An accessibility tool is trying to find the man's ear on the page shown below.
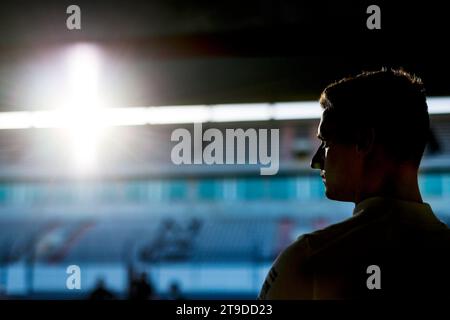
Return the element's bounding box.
[356,127,375,154]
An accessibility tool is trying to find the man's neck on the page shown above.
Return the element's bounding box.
[355,167,423,205]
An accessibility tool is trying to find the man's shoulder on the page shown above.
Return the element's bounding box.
[258,232,313,299]
[258,217,363,299]
[293,214,365,253]
[271,215,365,277]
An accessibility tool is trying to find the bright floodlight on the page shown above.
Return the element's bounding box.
[66,44,101,108]
[63,44,105,172]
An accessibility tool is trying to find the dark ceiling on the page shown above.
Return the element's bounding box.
[0,1,449,110]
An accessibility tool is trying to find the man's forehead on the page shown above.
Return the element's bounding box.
[317,112,337,138]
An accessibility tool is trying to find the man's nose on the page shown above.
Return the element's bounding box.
[310,145,324,170]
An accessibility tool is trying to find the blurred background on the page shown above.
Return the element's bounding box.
[0,0,449,299]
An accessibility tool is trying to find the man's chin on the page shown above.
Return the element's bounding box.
[324,190,337,200]
[324,187,335,200]
[325,188,352,202]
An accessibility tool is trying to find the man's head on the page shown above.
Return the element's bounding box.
[311,69,429,202]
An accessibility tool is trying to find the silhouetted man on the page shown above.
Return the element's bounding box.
[259,69,450,299]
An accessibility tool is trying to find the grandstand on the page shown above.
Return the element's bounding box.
[0,112,449,299]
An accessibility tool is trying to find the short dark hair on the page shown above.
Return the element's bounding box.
[319,68,429,165]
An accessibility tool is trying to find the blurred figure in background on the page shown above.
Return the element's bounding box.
[88,278,116,300]
[129,271,156,300]
[167,281,184,300]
